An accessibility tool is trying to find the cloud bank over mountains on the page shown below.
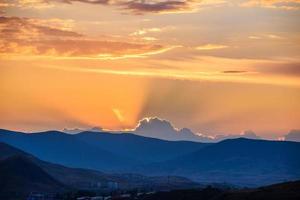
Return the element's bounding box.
[134,117,202,141]
[62,117,299,143]
[133,117,261,142]
[284,130,300,142]
[63,126,103,134]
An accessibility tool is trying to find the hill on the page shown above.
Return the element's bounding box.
[74,131,208,163]
[0,156,66,200]
[0,129,137,171]
[0,142,199,192]
[0,129,208,169]
[137,138,300,186]
[125,180,300,200]
[1,129,300,186]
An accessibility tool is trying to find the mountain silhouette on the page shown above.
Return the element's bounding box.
[0,155,66,199]
[138,138,300,186]
[0,129,137,171]
[74,131,209,163]
[0,129,208,167]
[1,129,300,186]
[0,142,198,194]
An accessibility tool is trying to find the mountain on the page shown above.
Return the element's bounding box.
[63,126,103,134]
[0,129,137,171]
[0,155,66,200]
[0,142,199,192]
[0,129,208,167]
[1,129,300,187]
[138,138,300,186]
[74,131,209,163]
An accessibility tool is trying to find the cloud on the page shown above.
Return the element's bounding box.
[63,126,103,134]
[133,117,205,141]
[6,0,300,14]
[222,70,248,74]
[133,117,261,142]
[8,0,201,14]
[242,0,300,10]
[118,0,198,14]
[208,130,261,141]
[195,44,228,50]
[130,28,162,36]
[254,62,300,77]
[0,16,171,58]
[284,130,300,142]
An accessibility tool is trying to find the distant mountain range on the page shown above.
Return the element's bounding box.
[136,138,300,186]
[128,117,261,142]
[0,142,199,199]
[1,128,300,187]
[111,117,299,142]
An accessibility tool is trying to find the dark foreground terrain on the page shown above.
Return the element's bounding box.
[131,180,300,200]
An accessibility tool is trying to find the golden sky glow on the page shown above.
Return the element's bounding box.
[0,0,300,139]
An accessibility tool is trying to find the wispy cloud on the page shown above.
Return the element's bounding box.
[0,16,174,59]
[242,0,300,10]
[195,44,228,50]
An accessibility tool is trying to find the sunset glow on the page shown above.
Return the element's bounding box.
[1,0,300,139]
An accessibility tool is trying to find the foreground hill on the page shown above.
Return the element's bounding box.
[0,156,66,200]
[131,180,300,200]
[136,138,300,186]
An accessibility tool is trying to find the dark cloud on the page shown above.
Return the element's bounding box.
[42,0,196,14]
[53,0,110,4]
[222,70,248,74]
[120,0,194,14]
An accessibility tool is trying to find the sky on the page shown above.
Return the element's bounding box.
[0,0,299,139]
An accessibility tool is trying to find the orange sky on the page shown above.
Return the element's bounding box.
[0,0,300,139]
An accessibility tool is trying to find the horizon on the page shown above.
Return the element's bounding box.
[1,116,299,142]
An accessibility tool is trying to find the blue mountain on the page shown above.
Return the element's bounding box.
[138,138,300,186]
[1,129,300,186]
[0,129,136,171]
[0,129,207,170]
[74,131,209,162]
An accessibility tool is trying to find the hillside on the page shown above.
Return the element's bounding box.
[0,142,199,191]
[0,156,66,200]
[137,138,300,186]
[126,180,300,200]
[1,129,300,186]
